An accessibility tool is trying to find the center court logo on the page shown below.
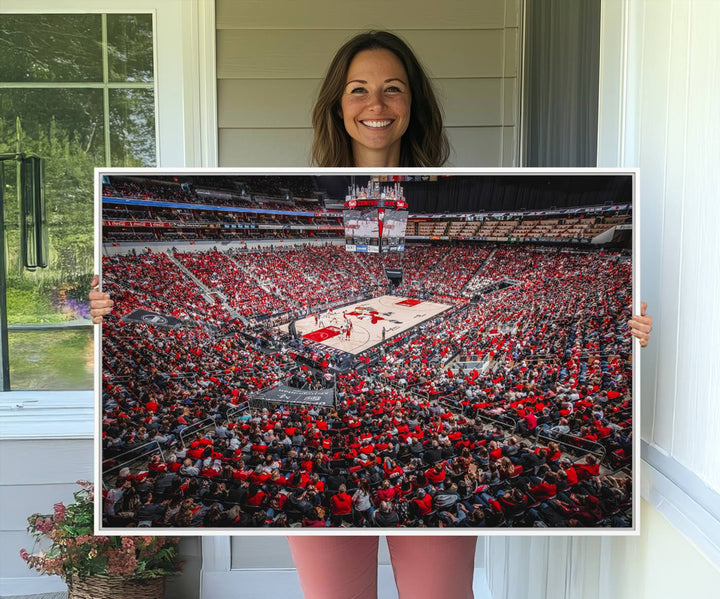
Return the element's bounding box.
[347,306,384,322]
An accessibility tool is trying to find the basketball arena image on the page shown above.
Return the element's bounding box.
[98,172,635,531]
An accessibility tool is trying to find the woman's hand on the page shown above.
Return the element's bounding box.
[628,301,653,348]
[89,274,114,324]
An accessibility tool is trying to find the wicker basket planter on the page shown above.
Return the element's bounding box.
[67,575,165,599]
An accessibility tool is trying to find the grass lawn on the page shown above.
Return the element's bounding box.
[9,329,94,390]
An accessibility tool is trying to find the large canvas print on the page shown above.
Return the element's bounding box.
[96,169,637,534]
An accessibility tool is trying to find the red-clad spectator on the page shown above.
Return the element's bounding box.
[574,455,601,482]
[330,484,353,526]
[425,462,447,486]
[410,489,433,517]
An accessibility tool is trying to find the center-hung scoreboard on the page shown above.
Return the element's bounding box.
[343,180,408,253]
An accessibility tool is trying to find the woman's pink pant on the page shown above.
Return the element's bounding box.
[287,535,476,599]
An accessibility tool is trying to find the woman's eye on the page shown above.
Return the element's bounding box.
[349,87,367,94]
[385,86,402,93]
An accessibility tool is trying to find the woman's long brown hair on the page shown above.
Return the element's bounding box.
[311,31,450,167]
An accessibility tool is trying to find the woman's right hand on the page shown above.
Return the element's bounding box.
[89,274,114,324]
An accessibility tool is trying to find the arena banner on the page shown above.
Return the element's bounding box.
[123,309,186,329]
[258,384,335,407]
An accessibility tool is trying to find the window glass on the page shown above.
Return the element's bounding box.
[1,88,103,290]
[0,14,103,82]
[107,14,154,83]
[0,13,156,390]
[110,88,157,166]
[8,330,94,390]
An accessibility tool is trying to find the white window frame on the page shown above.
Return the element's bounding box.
[0,0,217,168]
[0,0,217,439]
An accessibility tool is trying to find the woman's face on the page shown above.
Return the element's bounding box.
[340,48,411,166]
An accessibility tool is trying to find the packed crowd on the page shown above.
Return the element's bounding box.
[103,197,344,244]
[101,243,633,528]
[103,176,325,212]
[190,175,319,201]
[104,392,631,529]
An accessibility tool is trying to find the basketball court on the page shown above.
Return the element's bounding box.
[278,295,453,355]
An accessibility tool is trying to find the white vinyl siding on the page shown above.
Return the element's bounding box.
[216,0,521,167]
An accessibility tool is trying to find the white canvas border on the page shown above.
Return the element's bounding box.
[93,166,640,537]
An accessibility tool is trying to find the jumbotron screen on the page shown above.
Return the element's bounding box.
[379,208,408,250]
[344,208,407,253]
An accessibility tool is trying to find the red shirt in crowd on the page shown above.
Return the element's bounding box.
[330,492,353,516]
[425,466,446,485]
[411,493,433,515]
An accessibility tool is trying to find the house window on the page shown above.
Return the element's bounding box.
[0,13,156,390]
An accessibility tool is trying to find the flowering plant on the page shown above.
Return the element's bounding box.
[20,481,182,583]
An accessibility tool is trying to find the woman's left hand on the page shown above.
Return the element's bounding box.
[628,301,653,348]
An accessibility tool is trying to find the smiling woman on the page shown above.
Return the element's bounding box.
[311,30,449,167]
[340,48,412,167]
[86,26,655,599]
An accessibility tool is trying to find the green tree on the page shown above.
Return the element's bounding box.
[1,13,155,324]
